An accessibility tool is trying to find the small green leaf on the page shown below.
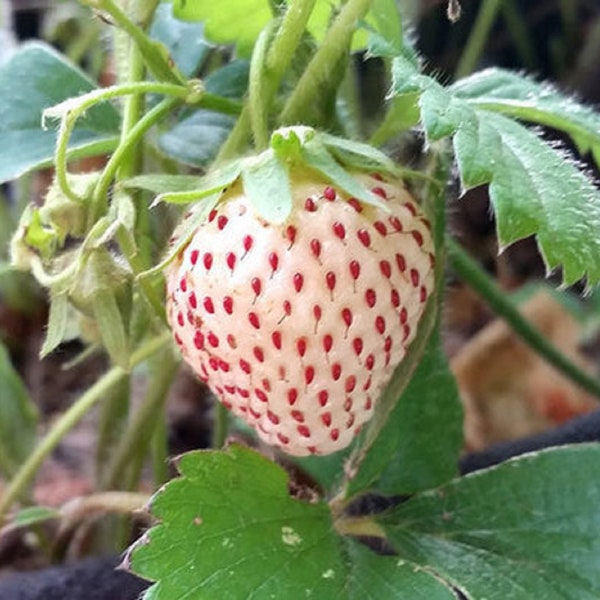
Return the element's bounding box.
[155,160,242,205]
[138,194,220,281]
[346,330,463,497]
[302,141,386,209]
[204,60,250,99]
[173,0,272,58]
[0,42,119,183]
[9,506,60,530]
[318,132,398,174]
[0,341,38,478]
[380,445,600,599]
[23,209,57,259]
[242,149,292,223]
[93,290,130,370]
[451,68,600,165]
[41,291,69,358]
[128,445,454,599]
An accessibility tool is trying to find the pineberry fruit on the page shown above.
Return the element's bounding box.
[166,170,435,456]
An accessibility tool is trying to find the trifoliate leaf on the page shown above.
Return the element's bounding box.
[379,445,600,599]
[127,445,455,599]
[391,54,600,286]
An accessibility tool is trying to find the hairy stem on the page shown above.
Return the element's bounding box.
[216,0,317,161]
[89,96,181,225]
[448,238,600,401]
[0,333,171,523]
[281,0,373,124]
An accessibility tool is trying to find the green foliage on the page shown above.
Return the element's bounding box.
[0,342,38,478]
[346,331,463,497]
[0,42,120,183]
[129,445,455,599]
[450,68,600,166]
[391,56,600,286]
[3,3,600,598]
[380,445,600,599]
[172,0,402,58]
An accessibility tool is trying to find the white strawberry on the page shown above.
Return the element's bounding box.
[163,128,435,456]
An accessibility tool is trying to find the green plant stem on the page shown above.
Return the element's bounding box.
[454,0,501,79]
[280,0,373,124]
[0,332,170,523]
[216,0,317,162]
[48,82,188,204]
[89,96,181,226]
[106,349,179,490]
[248,21,278,150]
[90,0,180,84]
[499,0,540,72]
[447,238,600,401]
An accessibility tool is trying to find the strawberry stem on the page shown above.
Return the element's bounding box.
[280,0,374,125]
[217,0,317,161]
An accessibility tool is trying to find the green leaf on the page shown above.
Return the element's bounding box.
[150,4,211,78]
[8,506,60,530]
[0,341,38,478]
[318,132,398,174]
[242,149,292,223]
[346,331,463,498]
[93,290,130,370]
[128,445,455,599]
[172,0,272,58]
[138,193,220,281]
[154,160,242,205]
[302,141,386,209]
[158,111,236,167]
[173,0,401,58]
[390,55,600,286]
[205,60,250,99]
[380,445,600,599]
[451,68,600,164]
[0,42,120,183]
[41,291,69,358]
[456,111,600,285]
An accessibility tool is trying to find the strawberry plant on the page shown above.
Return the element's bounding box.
[1,1,600,598]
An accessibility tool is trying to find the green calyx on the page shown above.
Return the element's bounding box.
[137,126,401,224]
